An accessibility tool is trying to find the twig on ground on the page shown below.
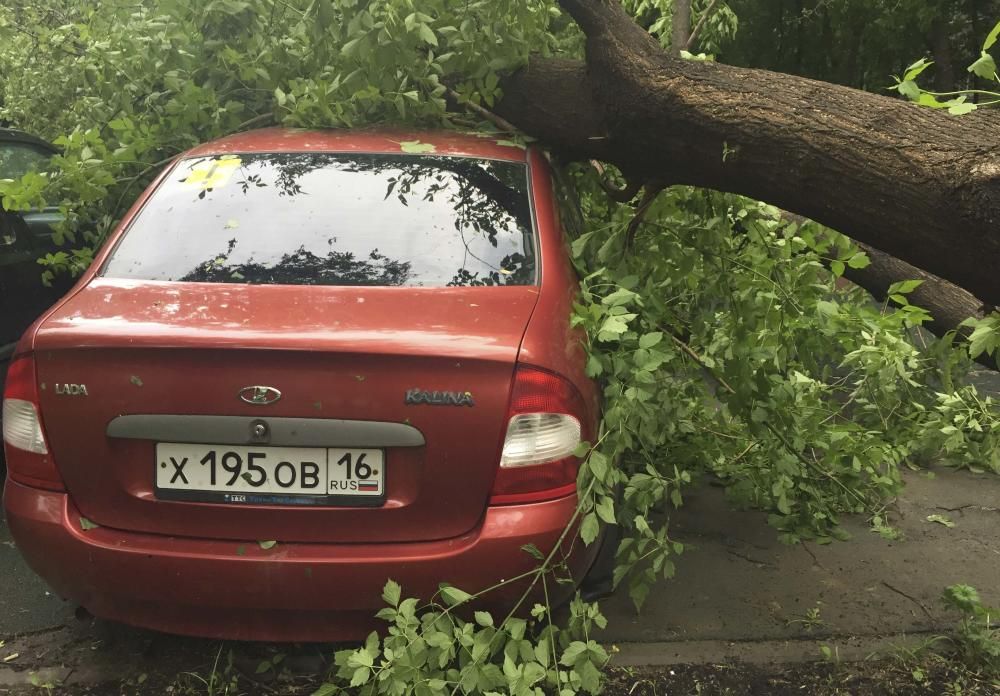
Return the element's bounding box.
[881,580,935,622]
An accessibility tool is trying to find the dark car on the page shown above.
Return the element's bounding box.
[2,128,612,641]
[0,129,72,475]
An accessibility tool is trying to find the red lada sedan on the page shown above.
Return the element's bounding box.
[2,129,604,641]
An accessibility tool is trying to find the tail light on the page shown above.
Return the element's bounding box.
[489,365,592,505]
[3,354,64,491]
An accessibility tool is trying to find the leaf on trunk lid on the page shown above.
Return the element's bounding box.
[398,140,436,154]
[79,517,99,531]
[258,540,277,550]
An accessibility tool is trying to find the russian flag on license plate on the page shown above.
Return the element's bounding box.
[358,481,379,491]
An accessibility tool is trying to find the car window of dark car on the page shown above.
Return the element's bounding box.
[102,152,537,288]
[0,219,16,248]
[0,143,54,180]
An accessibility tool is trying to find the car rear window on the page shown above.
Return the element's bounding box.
[102,152,536,287]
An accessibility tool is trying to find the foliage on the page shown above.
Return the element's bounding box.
[320,582,609,696]
[563,177,999,607]
[892,19,1000,113]
[940,585,1000,675]
[1,2,999,695]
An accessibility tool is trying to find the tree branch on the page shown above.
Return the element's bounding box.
[590,160,644,202]
[445,87,518,134]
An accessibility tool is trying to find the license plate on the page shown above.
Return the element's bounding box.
[154,443,384,506]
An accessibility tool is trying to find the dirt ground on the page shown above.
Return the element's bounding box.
[603,661,1000,696]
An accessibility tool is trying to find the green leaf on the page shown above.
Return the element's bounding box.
[474,611,494,627]
[968,51,997,80]
[350,666,370,687]
[588,450,609,481]
[639,331,663,348]
[903,58,934,81]
[439,584,472,607]
[580,512,600,546]
[602,288,637,307]
[926,514,955,528]
[258,540,277,550]
[416,23,438,47]
[399,140,436,154]
[983,20,1000,50]
[815,300,839,319]
[79,517,99,531]
[496,139,526,149]
[846,251,870,269]
[830,260,845,277]
[896,79,921,101]
[966,315,1000,358]
[578,658,602,692]
[887,279,923,295]
[560,641,588,666]
[948,101,978,116]
[596,496,616,524]
[382,579,401,607]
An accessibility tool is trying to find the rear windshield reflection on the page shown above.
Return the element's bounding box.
[102,152,536,287]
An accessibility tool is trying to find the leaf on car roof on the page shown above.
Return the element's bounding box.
[399,140,436,154]
[496,139,526,149]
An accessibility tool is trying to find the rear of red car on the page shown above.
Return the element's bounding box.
[2,129,599,641]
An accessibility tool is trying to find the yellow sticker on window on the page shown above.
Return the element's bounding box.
[183,156,242,189]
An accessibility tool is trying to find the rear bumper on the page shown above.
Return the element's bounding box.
[4,480,594,642]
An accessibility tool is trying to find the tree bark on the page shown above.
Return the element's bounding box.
[495,0,1000,308]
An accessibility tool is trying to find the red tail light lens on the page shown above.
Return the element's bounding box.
[489,365,592,505]
[2,354,63,490]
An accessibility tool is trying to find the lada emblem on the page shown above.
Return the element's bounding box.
[239,385,282,405]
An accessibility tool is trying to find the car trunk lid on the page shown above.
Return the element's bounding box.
[32,279,539,543]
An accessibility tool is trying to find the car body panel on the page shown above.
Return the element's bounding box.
[33,282,539,543]
[182,127,529,162]
[5,480,595,642]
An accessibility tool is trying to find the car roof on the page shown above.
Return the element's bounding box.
[183,127,530,162]
[0,127,57,153]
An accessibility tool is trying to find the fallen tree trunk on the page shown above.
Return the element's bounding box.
[495,0,1000,308]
